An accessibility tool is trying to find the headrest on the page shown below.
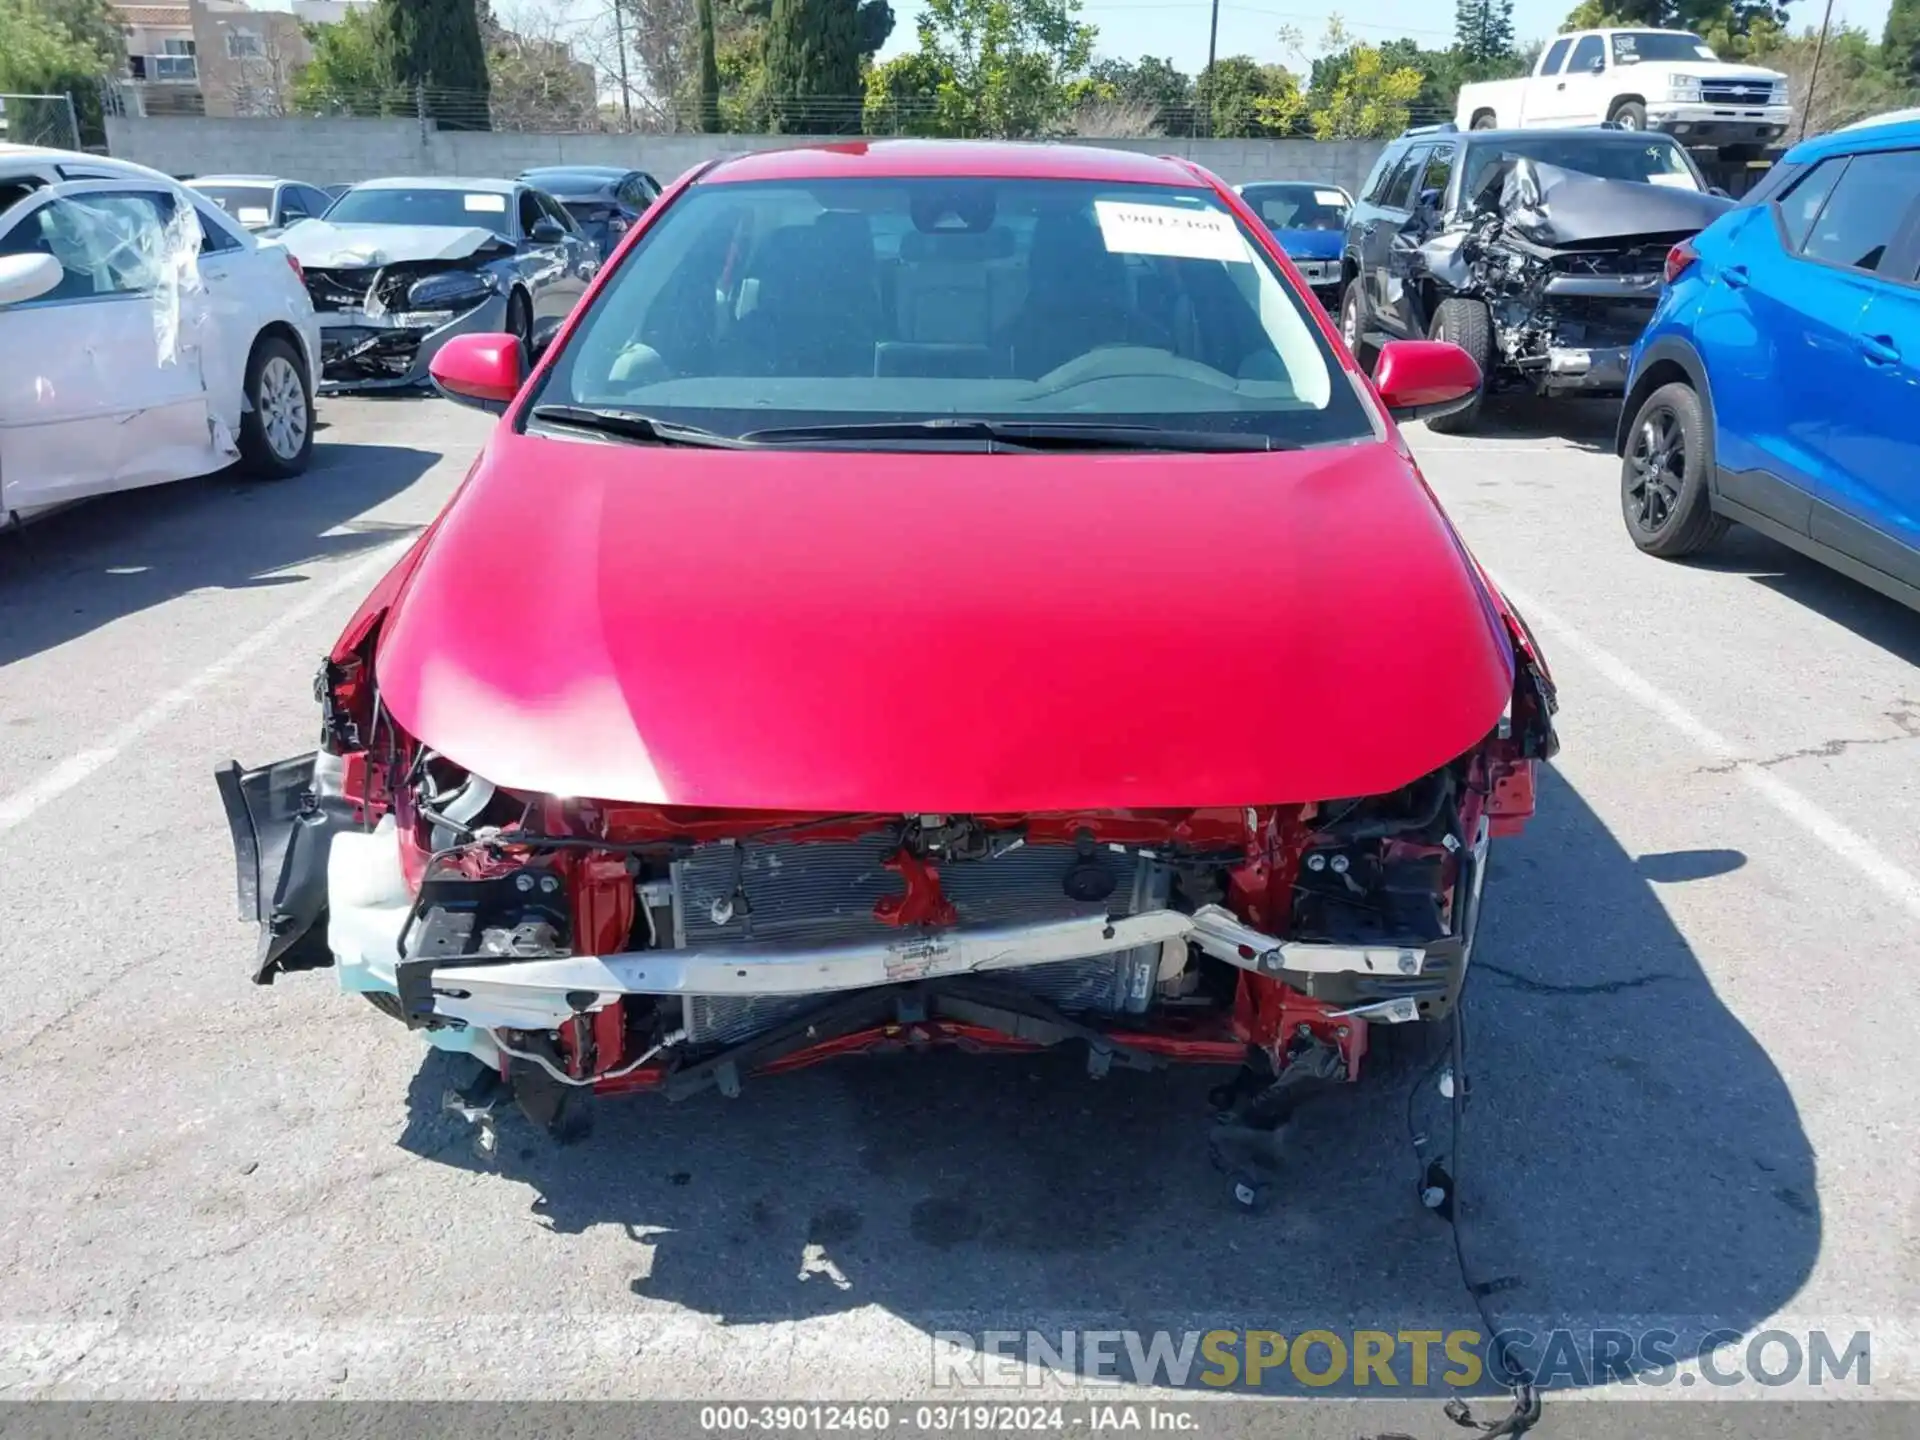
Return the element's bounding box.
[898,226,1016,263]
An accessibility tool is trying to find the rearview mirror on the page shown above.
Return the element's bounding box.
[429,332,524,415]
[0,252,63,307]
[1371,339,1482,423]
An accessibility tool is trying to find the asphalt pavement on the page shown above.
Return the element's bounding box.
[0,394,1915,1411]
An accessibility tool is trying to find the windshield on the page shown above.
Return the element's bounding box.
[193,184,274,228]
[1239,183,1350,232]
[1465,136,1700,200]
[536,176,1369,448]
[1612,31,1718,64]
[321,186,513,237]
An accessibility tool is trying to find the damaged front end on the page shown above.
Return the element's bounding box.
[298,254,511,393]
[1421,158,1731,397]
[216,609,1558,1173]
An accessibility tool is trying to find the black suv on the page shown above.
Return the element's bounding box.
[1338,124,1723,431]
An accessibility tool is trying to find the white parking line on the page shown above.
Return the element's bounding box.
[1499,582,1920,925]
[0,537,413,837]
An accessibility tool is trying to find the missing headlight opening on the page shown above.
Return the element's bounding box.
[219,607,1557,1195]
[302,258,503,386]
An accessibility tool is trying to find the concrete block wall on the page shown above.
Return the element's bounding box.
[105,115,1387,194]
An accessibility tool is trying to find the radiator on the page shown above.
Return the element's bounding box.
[670,832,1172,1045]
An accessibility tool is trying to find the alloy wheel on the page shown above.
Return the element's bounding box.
[258,355,308,462]
[1627,406,1684,532]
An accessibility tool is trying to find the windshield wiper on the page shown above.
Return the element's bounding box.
[528,404,753,449]
[737,419,1287,452]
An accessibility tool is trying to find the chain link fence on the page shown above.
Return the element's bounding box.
[100,79,1457,141]
[0,94,83,151]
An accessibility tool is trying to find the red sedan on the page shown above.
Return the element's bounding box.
[218,140,1556,1178]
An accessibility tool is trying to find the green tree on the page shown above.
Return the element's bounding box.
[1195,55,1304,136]
[0,0,119,148]
[694,0,723,130]
[862,49,952,133]
[294,7,405,114]
[1455,0,1515,65]
[1749,21,1905,133]
[1887,0,1920,88]
[765,0,864,133]
[1309,33,1424,138]
[1089,54,1195,132]
[888,0,1097,137]
[1560,2,1789,47]
[374,0,491,129]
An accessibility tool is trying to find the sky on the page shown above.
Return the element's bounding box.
[874,0,1899,75]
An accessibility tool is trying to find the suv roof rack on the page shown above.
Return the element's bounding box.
[1398,122,1460,137]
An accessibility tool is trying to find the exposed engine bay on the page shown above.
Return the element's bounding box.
[216,609,1558,1171]
[1416,157,1733,397]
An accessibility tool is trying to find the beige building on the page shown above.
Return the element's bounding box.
[112,0,372,119]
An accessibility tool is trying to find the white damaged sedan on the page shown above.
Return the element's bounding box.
[0,144,320,529]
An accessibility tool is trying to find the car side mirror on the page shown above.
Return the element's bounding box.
[1708,185,1732,199]
[530,217,566,243]
[429,332,523,415]
[1589,56,1605,73]
[0,252,63,306]
[1372,339,1482,423]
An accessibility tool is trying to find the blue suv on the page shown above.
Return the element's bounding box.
[1617,117,1920,611]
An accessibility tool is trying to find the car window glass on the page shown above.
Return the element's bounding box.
[1360,147,1402,204]
[1540,38,1572,75]
[541,192,579,233]
[1799,149,1920,273]
[1776,159,1844,252]
[298,186,331,216]
[1380,147,1427,210]
[193,198,244,253]
[1419,148,1455,205]
[279,188,310,220]
[518,188,544,236]
[1569,35,1604,72]
[0,189,178,300]
[536,176,1373,449]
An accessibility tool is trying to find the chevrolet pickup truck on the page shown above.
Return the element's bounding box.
[1455,28,1790,157]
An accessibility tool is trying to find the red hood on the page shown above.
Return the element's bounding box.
[374,433,1513,812]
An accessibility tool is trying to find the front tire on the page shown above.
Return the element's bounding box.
[1609,99,1647,131]
[1424,297,1492,435]
[1621,381,1727,558]
[238,335,313,479]
[1339,281,1375,368]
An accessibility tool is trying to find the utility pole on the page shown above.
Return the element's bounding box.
[611,0,633,127]
[1204,0,1220,137]
[1799,0,1835,142]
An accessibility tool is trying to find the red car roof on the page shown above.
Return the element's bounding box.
[701,139,1208,188]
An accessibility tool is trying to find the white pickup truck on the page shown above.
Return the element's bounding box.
[1455,28,1790,155]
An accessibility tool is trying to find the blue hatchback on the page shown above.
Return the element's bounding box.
[1616,117,1920,610]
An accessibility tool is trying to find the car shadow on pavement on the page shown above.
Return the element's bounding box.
[0,442,436,669]
[1460,397,1619,454]
[396,764,1816,1396]
[1688,525,1920,668]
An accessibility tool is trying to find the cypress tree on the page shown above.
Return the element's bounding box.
[1888,0,1920,88]
[375,0,492,130]
[1455,0,1515,66]
[766,0,864,134]
[694,0,722,133]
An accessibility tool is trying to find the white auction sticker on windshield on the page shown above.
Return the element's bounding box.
[1095,201,1248,262]
[236,206,271,225]
[464,193,508,213]
[1313,189,1347,206]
